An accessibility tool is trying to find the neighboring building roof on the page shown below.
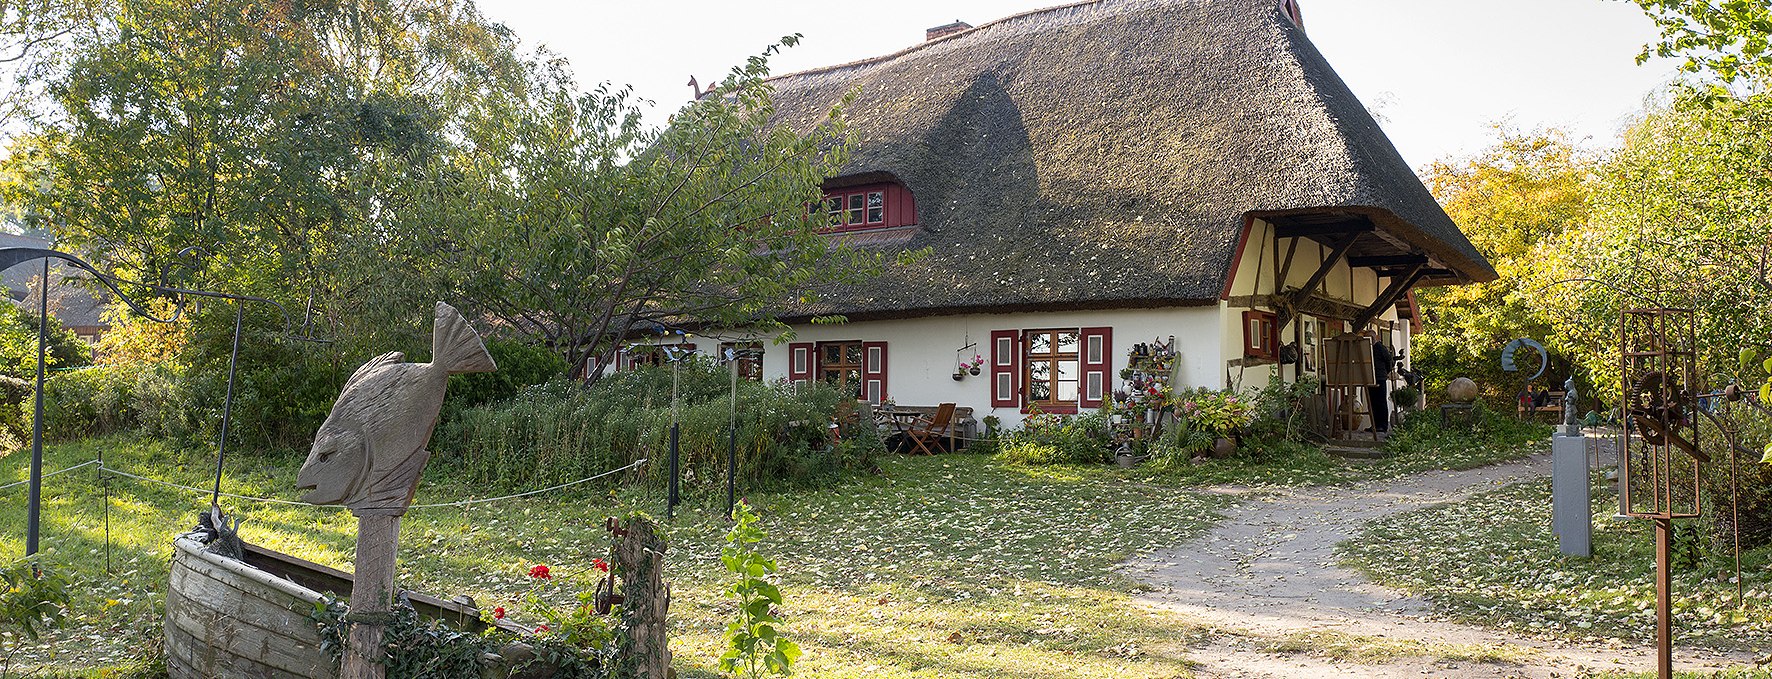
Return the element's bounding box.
[767,0,1496,321]
[0,232,110,330]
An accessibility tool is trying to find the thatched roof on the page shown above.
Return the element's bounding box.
[768,0,1496,322]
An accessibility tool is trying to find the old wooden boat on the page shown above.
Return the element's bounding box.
[165,531,521,679]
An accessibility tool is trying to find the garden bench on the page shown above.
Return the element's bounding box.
[1518,391,1565,420]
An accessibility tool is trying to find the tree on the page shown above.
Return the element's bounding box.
[1540,95,1772,400]
[396,38,893,381]
[1627,0,1772,87]
[1413,126,1593,398]
[0,0,527,349]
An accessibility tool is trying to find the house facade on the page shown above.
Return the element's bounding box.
[643,0,1494,431]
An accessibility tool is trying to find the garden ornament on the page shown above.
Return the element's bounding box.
[297,301,497,514]
[1563,377,1580,430]
[1447,377,1479,403]
[296,302,496,679]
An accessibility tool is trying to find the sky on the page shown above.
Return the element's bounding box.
[478,0,1681,171]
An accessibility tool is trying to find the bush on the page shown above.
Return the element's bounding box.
[433,361,880,493]
[1382,402,1550,458]
[997,410,1110,465]
[442,338,569,417]
[39,365,138,440]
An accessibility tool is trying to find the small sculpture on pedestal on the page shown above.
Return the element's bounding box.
[1562,377,1581,435]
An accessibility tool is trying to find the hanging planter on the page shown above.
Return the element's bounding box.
[968,366,981,376]
[952,371,965,381]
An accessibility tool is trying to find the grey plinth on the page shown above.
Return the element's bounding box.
[1551,431,1591,557]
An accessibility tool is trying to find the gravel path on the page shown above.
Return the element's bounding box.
[1126,450,1754,678]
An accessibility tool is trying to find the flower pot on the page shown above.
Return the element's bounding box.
[969,366,981,376]
[952,372,964,381]
[1210,437,1237,459]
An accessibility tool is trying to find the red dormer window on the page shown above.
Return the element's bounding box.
[819,182,916,232]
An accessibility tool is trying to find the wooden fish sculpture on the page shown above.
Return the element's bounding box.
[296,302,496,516]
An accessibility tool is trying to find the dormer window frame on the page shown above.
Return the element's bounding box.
[818,181,915,233]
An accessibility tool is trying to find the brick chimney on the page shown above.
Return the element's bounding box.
[925,20,971,41]
[1279,0,1304,29]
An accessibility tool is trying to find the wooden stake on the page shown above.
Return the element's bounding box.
[342,514,401,679]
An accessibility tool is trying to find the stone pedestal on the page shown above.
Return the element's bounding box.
[1552,432,1591,557]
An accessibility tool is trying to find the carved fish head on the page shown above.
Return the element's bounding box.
[296,421,368,506]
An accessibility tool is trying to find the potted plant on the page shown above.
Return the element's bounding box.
[1391,385,1420,411]
[1178,390,1255,458]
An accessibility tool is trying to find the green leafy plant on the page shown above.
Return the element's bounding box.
[719,501,800,678]
[997,410,1110,465]
[0,562,71,676]
[1177,389,1256,438]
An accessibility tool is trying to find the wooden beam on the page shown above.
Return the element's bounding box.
[1274,236,1300,294]
[1376,267,1455,279]
[1352,262,1427,329]
[1277,233,1360,331]
[1347,254,1428,268]
[1273,222,1375,239]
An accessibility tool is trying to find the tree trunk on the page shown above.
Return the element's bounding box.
[613,516,669,679]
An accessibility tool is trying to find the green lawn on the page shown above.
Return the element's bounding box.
[1339,473,1772,651]
[0,435,1234,678]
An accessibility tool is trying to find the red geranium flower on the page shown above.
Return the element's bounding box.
[592,558,610,573]
[492,607,506,619]
[528,564,552,579]
[534,624,549,634]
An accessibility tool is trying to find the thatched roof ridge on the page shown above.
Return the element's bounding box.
[768,0,1495,322]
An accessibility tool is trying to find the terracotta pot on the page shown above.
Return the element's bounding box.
[1210,437,1237,459]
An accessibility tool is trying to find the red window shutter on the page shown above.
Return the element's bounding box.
[1080,327,1112,409]
[861,341,888,404]
[788,342,814,385]
[990,330,1019,408]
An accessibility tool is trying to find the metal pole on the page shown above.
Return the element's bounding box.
[25,257,48,557]
[727,352,738,519]
[1655,516,1673,679]
[210,304,244,510]
[667,354,680,519]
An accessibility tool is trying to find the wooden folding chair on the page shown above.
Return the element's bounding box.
[905,403,956,455]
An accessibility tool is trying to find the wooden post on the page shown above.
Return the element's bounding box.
[343,514,401,679]
[616,517,671,679]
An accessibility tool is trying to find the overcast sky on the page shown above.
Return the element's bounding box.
[478,0,1680,170]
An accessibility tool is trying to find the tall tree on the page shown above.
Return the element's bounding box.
[396,38,893,380]
[1413,126,1593,396]
[1627,0,1772,87]
[0,0,525,347]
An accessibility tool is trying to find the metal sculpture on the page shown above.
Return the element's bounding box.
[1618,307,1701,679]
[295,302,496,679]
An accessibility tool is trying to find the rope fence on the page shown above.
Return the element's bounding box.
[0,457,650,512]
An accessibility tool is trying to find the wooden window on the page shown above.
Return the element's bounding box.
[818,340,865,399]
[866,191,884,223]
[817,183,917,232]
[721,342,764,381]
[846,194,865,225]
[1024,329,1080,412]
[1243,310,1279,359]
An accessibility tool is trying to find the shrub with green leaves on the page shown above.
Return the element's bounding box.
[997,410,1110,465]
[719,501,800,679]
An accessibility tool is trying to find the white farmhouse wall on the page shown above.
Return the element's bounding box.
[757,306,1221,429]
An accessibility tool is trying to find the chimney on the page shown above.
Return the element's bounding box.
[1279,0,1304,29]
[925,20,971,41]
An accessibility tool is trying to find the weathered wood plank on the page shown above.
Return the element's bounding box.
[165,596,332,676]
[170,561,327,643]
[164,616,320,679]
